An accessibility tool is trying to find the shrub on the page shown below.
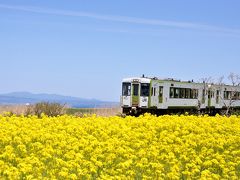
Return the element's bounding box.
[25,102,65,117]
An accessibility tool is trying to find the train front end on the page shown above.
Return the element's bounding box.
[121,77,151,115]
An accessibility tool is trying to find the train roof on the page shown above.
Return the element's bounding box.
[122,77,151,83]
[122,77,198,84]
[122,77,240,88]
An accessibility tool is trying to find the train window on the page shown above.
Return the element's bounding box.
[140,83,150,96]
[202,89,205,103]
[216,90,220,104]
[133,84,139,96]
[192,89,197,99]
[233,92,238,100]
[208,90,211,99]
[224,91,227,99]
[170,87,174,98]
[190,89,193,99]
[122,83,131,96]
[185,89,190,98]
[228,91,231,99]
[236,92,240,100]
[180,88,185,98]
[195,89,199,99]
[174,88,180,98]
[159,86,163,103]
[202,89,205,96]
[212,91,215,98]
[227,91,230,99]
[192,89,195,98]
[170,87,198,99]
[224,91,231,100]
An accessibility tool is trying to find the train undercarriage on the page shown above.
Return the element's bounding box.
[122,106,240,116]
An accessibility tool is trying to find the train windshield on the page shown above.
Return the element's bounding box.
[141,83,150,96]
[122,82,131,96]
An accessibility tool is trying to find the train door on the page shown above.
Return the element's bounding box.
[208,90,211,107]
[201,89,206,107]
[211,90,216,107]
[216,90,220,107]
[139,83,150,108]
[132,83,139,106]
[207,90,215,107]
[151,85,158,107]
[159,86,163,104]
[121,82,131,107]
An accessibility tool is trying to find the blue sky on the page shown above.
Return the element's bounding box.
[0,0,240,101]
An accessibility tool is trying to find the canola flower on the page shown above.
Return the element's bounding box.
[0,113,240,179]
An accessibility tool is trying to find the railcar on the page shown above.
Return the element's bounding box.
[121,76,240,115]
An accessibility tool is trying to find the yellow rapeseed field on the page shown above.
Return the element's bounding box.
[0,113,240,179]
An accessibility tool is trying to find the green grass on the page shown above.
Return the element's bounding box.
[66,107,121,116]
[66,108,95,115]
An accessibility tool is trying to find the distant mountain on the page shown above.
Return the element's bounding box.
[0,92,119,108]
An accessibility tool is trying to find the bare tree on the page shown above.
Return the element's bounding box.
[228,72,240,86]
[220,73,240,116]
[197,77,213,114]
[198,74,240,116]
[200,77,213,84]
[217,76,224,85]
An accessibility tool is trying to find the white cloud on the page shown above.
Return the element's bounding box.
[0,4,240,36]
